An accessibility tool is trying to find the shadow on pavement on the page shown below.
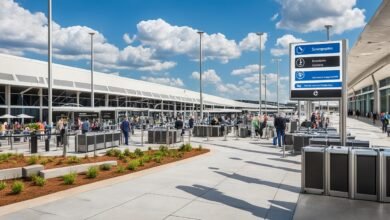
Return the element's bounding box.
[267,158,301,165]
[246,161,301,173]
[201,142,284,157]
[214,171,301,193]
[176,184,266,218]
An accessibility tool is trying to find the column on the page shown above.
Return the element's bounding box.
[6,85,10,120]
[39,88,43,121]
[372,75,380,114]
[173,101,177,118]
[76,91,80,107]
[105,94,109,107]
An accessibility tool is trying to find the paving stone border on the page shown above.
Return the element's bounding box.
[39,161,118,179]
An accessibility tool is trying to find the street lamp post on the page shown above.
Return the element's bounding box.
[256,32,264,116]
[273,58,282,115]
[197,31,204,123]
[264,74,267,115]
[48,0,53,125]
[89,32,95,108]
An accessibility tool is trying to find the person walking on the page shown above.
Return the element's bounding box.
[121,117,130,145]
[81,119,90,134]
[175,116,184,137]
[274,113,287,148]
[381,112,386,133]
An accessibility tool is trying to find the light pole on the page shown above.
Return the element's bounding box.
[48,0,53,125]
[264,74,267,115]
[89,32,95,108]
[256,32,264,116]
[273,58,282,115]
[325,25,332,114]
[197,31,204,123]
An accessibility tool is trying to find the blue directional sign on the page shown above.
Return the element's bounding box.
[294,43,340,55]
[290,40,345,99]
[295,70,340,81]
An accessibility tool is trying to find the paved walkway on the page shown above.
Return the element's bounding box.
[0,137,301,220]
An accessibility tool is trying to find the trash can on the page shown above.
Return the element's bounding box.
[30,133,38,154]
[379,148,390,202]
[351,148,379,201]
[45,138,50,151]
[325,146,350,197]
[302,146,326,194]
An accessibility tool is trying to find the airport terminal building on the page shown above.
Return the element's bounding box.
[0,53,290,124]
[348,0,390,116]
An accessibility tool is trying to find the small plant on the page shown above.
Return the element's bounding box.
[63,172,77,185]
[11,181,24,194]
[197,145,203,151]
[27,155,39,165]
[86,166,99,178]
[0,181,6,190]
[154,156,162,163]
[67,156,81,164]
[159,145,169,153]
[143,155,151,163]
[106,148,122,157]
[40,158,48,165]
[148,146,152,151]
[99,163,112,171]
[127,160,139,171]
[138,159,144,166]
[122,158,130,163]
[177,152,184,158]
[116,165,125,173]
[129,152,137,159]
[134,148,144,157]
[32,175,46,186]
[118,152,125,160]
[179,143,192,152]
[124,148,131,156]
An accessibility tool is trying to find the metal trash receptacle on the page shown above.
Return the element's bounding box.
[351,148,379,201]
[302,146,326,194]
[326,146,350,197]
[379,148,390,202]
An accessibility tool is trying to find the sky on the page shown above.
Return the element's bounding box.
[0,0,382,103]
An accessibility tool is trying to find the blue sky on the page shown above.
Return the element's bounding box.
[0,0,382,102]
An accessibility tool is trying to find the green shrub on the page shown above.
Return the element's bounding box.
[27,155,39,165]
[86,166,99,178]
[134,148,144,157]
[0,181,6,190]
[139,159,144,166]
[159,145,169,153]
[177,152,184,158]
[40,158,48,165]
[197,145,203,151]
[118,152,125,160]
[66,156,81,164]
[142,155,151,163]
[116,165,125,173]
[11,181,24,194]
[153,151,163,157]
[106,148,121,157]
[0,153,11,162]
[179,143,192,152]
[123,148,131,156]
[63,172,77,185]
[129,152,137,159]
[122,158,130,163]
[32,175,46,186]
[154,156,162,163]
[127,160,139,171]
[99,163,112,171]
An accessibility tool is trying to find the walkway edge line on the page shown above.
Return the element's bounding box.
[0,150,213,217]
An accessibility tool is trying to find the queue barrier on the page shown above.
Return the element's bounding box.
[77,131,121,153]
[147,129,178,144]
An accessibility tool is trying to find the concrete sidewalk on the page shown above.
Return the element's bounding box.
[0,137,301,220]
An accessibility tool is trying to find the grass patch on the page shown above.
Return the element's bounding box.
[27,155,39,165]
[66,156,81,164]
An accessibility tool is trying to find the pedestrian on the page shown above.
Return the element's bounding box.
[175,117,184,136]
[381,112,386,132]
[81,119,90,134]
[189,116,194,129]
[121,117,130,145]
[274,113,287,147]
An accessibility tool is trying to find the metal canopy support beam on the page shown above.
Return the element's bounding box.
[371,75,380,114]
[6,85,10,123]
[39,88,43,122]
[48,0,53,125]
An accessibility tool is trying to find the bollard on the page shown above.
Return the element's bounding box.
[223,126,227,141]
[235,126,239,140]
[188,128,192,145]
[206,126,210,141]
[141,126,144,147]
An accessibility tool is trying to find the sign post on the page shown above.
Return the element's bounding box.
[290,40,347,146]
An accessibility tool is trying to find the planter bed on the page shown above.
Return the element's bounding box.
[0,147,209,207]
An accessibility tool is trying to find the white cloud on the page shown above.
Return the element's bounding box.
[275,0,366,34]
[271,13,279,21]
[123,33,136,44]
[239,33,268,51]
[136,18,241,63]
[141,76,184,87]
[270,34,305,57]
[0,0,175,72]
[191,69,221,84]
[231,64,265,76]
[242,73,289,85]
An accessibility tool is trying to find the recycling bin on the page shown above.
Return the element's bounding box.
[379,148,390,202]
[350,148,379,201]
[325,146,350,198]
[30,133,38,154]
[302,146,326,194]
